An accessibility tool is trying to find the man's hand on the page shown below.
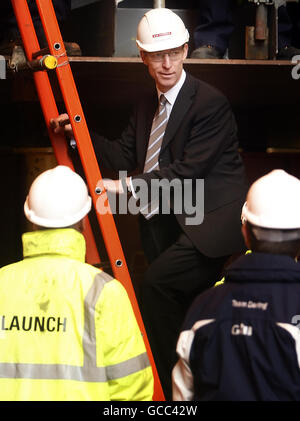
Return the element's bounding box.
[49,113,73,137]
[101,177,131,194]
[102,179,125,194]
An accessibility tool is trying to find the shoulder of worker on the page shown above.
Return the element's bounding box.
[179,280,234,332]
[0,260,22,275]
[83,263,130,296]
[61,261,132,305]
[0,259,129,307]
[80,262,116,285]
[0,258,112,287]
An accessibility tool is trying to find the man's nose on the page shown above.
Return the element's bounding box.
[162,53,171,67]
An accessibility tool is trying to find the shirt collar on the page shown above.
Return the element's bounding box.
[157,69,186,106]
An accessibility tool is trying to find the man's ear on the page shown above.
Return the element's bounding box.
[242,223,251,249]
[183,43,189,60]
[140,50,148,65]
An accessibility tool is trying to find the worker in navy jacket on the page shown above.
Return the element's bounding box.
[173,169,300,401]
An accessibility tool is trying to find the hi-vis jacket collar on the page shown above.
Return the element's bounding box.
[22,228,86,262]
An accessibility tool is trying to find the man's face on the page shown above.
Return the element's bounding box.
[141,44,188,92]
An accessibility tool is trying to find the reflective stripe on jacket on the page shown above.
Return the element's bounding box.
[0,228,154,401]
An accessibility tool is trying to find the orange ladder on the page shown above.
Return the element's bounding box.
[11,0,164,401]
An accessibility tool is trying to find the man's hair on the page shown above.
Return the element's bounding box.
[246,222,300,257]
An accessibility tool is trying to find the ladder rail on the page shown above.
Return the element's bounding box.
[11,0,164,401]
[10,0,99,265]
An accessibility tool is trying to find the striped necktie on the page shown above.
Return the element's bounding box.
[144,94,168,173]
[141,94,168,219]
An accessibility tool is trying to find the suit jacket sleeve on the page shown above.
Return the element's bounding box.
[91,107,138,173]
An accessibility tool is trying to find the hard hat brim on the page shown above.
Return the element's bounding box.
[24,195,92,228]
[136,30,189,52]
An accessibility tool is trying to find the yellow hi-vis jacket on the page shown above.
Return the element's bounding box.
[0,228,154,401]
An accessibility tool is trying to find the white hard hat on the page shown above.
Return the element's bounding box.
[136,8,189,52]
[241,169,300,230]
[24,165,92,228]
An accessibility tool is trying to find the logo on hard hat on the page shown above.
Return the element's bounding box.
[152,32,172,38]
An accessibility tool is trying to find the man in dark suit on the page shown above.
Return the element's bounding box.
[50,8,247,400]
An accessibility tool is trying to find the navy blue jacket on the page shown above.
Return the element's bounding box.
[172,252,300,401]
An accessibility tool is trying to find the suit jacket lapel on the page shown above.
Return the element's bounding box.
[138,73,197,167]
[160,73,196,154]
[137,92,158,168]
